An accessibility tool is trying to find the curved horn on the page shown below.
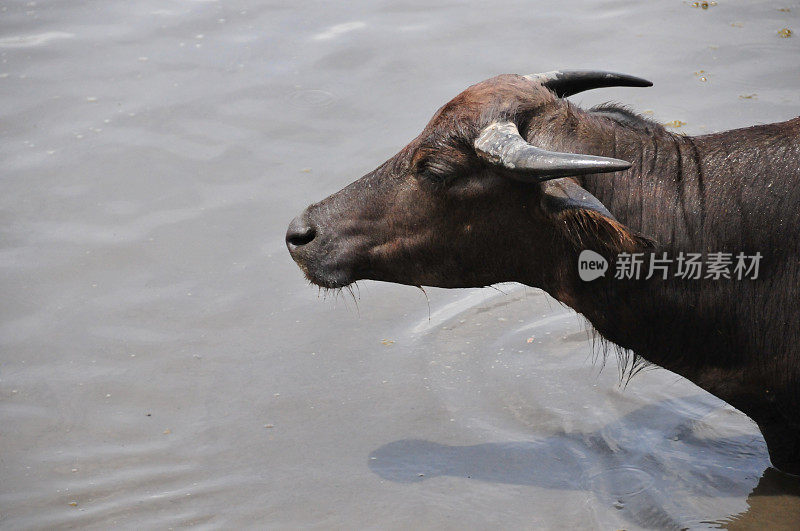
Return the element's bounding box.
[474,122,631,182]
[524,70,652,98]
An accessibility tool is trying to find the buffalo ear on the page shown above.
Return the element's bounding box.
[540,178,614,219]
[541,178,654,252]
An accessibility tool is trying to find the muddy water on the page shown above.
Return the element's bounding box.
[1,0,799,528]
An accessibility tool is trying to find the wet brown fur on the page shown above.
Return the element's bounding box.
[288,74,800,474]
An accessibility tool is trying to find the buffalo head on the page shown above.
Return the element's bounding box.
[286,71,652,293]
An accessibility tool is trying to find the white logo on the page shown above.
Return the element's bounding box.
[578,250,608,281]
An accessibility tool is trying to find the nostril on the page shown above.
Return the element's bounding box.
[286,216,317,247]
[287,226,315,247]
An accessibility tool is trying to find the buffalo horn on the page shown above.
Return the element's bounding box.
[474,121,631,182]
[524,70,652,98]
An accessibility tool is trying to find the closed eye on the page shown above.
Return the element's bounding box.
[416,158,454,183]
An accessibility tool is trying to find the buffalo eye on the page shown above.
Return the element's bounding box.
[414,157,453,184]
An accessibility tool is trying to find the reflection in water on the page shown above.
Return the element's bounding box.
[370,398,794,529]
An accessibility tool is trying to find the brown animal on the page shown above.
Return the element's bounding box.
[286,71,800,474]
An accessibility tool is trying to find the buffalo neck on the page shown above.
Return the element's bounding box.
[531,106,800,473]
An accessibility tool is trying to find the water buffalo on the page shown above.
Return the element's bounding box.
[286,71,800,474]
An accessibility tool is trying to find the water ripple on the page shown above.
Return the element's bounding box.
[0,32,75,48]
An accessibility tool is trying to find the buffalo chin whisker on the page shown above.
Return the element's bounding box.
[313,282,361,316]
[488,284,508,296]
[416,285,431,321]
[345,284,360,316]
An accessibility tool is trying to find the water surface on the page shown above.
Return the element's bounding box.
[2,0,799,528]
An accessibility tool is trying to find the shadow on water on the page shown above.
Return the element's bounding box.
[369,398,800,528]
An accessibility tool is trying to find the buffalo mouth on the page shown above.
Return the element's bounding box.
[286,236,361,289]
[294,257,356,289]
